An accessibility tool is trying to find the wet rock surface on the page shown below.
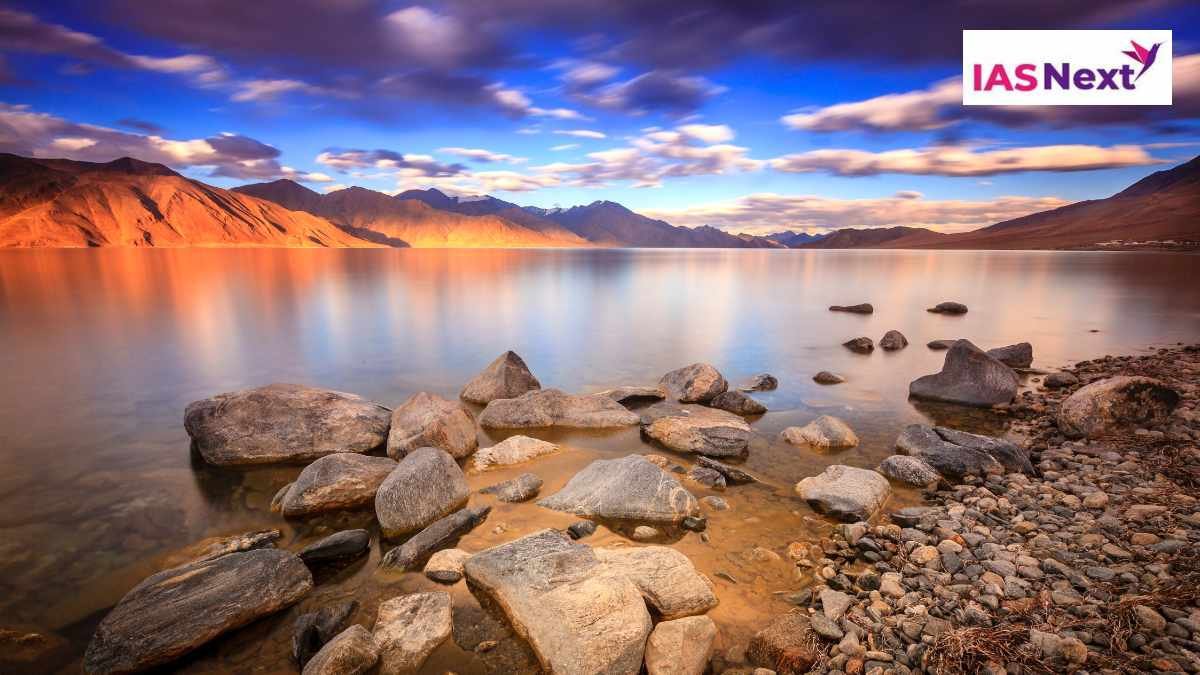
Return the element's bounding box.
[299,529,370,566]
[740,373,778,391]
[879,329,908,350]
[423,548,470,583]
[842,337,874,354]
[380,505,490,571]
[479,472,543,502]
[894,423,1036,480]
[828,303,873,314]
[909,339,1019,407]
[877,454,941,486]
[301,624,378,675]
[781,415,859,450]
[538,455,699,523]
[292,600,358,669]
[375,447,470,538]
[460,350,541,405]
[386,391,477,460]
[795,464,891,522]
[927,300,968,314]
[708,390,767,416]
[595,545,718,619]
[281,454,397,517]
[478,388,640,428]
[812,371,845,385]
[374,592,452,674]
[643,406,752,457]
[986,341,1034,369]
[658,362,729,403]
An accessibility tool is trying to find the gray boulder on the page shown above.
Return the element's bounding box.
[538,455,699,524]
[380,505,490,571]
[480,473,543,502]
[84,549,312,673]
[184,383,391,466]
[473,435,559,470]
[642,407,751,458]
[478,388,639,428]
[460,351,542,405]
[387,392,477,460]
[302,625,379,675]
[462,529,652,675]
[843,337,874,354]
[281,454,397,517]
[780,415,859,450]
[658,363,728,403]
[829,303,873,314]
[986,342,1033,369]
[375,447,469,538]
[708,390,767,416]
[877,455,941,486]
[374,592,452,675]
[812,371,845,385]
[908,340,1018,407]
[299,530,370,567]
[895,424,1032,480]
[595,546,718,620]
[293,600,358,669]
[795,465,891,522]
[644,616,717,675]
[740,373,778,391]
[880,330,908,350]
[927,301,968,314]
[1057,375,1180,439]
[933,426,1035,475]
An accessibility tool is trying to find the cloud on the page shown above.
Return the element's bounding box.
[769,144,1163,177]
[316,148,464,176]
[560,61,619,87]
[231,79,313,102]
[550,143,579,151]
[782,79,962,132]
[486,83,587,119]
[438,147,525,163]
[643,192,1070,235]
[573,69,724,115]
[553,129,606,139]
[116,117,165,134]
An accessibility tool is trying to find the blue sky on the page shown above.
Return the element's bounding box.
[1,1,1198,234]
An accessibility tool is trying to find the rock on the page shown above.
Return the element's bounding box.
[462,529,652,675]
[843,337,874,354]
[473,435,560,470]
[184,383,391,466]
[701,496,729,511]
[1029,628,1087,665]
[809,613,843,640]
[271,483,292,513]
[567,520,597,539]
[478,389,640,428]
[927,301,968,314]
[908,340,1018,407]
[644,616,717,675]
[424,548,471,583]
[1056,376,1180,439]
[927,339,957,350]
[877,455,940,486]
[696,456,757,484]
[820,589,852,621]
[709,390,767,416]
[986,342,1033,368]
[281,454,397,517]
[380,505,491,570]
[167,529,281,567]
[659,363,728,403]
[1044,371,1079,389]
[460,350,541,404]
[879,330,908,350]
[681,516,706,532]
[642,407,751,457]
[302,625,379,675]
[748,613,819,675]
[84,549,313,673]
[894,424,1024,480]
[292,600,359,669]
[480,473,543,502]
[795,465,891,522]
[631,525,659,541]
[386,392,477,460]
[299,530,370,566]
[741,373,779,391]
[687,466,726,490]
[780,415,859,450]
[595,546,718,619]
[829,303,873,314]
[813,371,845,385]
[0,625,69,674]
[597,385,667,404]
[374,592,452,675]
[375,447,470,538]
[1133,605,1167,632]
[539,455,699,524]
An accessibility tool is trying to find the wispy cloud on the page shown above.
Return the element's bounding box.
[769,144,1162,177]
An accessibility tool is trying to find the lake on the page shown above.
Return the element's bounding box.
[1,248,1198,672]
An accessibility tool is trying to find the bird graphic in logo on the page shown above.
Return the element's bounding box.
[1123,40,1163,82]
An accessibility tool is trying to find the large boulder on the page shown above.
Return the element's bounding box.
[895,424,1032,480]
[460,351,541,405]
[642,407,751,458]
[986,342,1033,369]
[538,455,699,524]
[462,529,652,675]
[387,392,477,460]
[595,546,718,620]
[658,363,728,403]
[84,549,312,673]
[184,383,391,466]
[795,465,890,522]
[748,613,820,675]
[908,340,1018,407]
[281,454,397,517]
[1057,376,1180,439]
[374,592,452,675]
[375,447,470,538]
[644,616,717,675]
[472,435,559,470]
[877,455,941,487]
[780,415,859,450]
[708,390,767,416]
[478,389,639,428]
[380,505,490,571]
[302,625,379,675]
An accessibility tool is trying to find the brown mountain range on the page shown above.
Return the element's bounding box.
[0,154,379,248]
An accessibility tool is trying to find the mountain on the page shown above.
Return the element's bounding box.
[0,154,379,248]
[396,188,584,238]
[766,231,829,247]
[796,226,949,249]
[530,200,777,248]
[237,182,589,248]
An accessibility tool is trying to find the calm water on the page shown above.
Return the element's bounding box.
[1,248,1198,673]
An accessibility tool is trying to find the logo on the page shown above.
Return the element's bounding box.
[963,30,1172,106]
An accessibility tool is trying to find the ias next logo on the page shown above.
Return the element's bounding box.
[963,30,1172,106]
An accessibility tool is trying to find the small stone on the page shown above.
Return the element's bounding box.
[843,337,875,354]
[566,520,597,539]
[809,613,844,641]
[781,415,859,450]
[701,496,729,511]
[820,589,852,621]
[1082,491,1109,509]
[1133,605,1167,632]
[813,371,846,385]
[632,525,660,541]
[423,548,471,584]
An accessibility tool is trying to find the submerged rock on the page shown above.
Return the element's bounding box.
[292,600,358,669]
[460,350,541,405]
[380,505,490,571]
[597,385,667,404]
[927,301,968,314]
[927,339,957,350]
[478,389,639,428]
[595,546,718,620]
[708,390,767,416]
[472,435,559,471]
[374,592,453,675]
[812,371,845,385]
[879,330,908,350]
[424,548,471,583]
[84,549,313,673]
[749,612,819,675]
[696,456,757,484]
[302,625,378,675]
[895,424,1032,480]
[686,466,726,490]
[644,615,717,675]
[658,363,728,403]
[387,392,477,460]
[795,465,891,522]
[479,473,543,502]
[781,415,859,450]
[299,530,370,567]
[842,337,874,354]
[184,383,391,466]
[740,373,779,391]
[877,455,941,487]
[538,455,699,524]
[1057,375,1180,439]
[462,529,652,675]
[908,339,1018,407]
[642,407,751,457]
[281,454,397,517]
[375,447,470,538]
[986,342,1033,369]
[829,303,873,314]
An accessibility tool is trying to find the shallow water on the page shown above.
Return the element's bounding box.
[1,248,1198,672]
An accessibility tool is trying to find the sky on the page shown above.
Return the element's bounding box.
[0,0,1198,235]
